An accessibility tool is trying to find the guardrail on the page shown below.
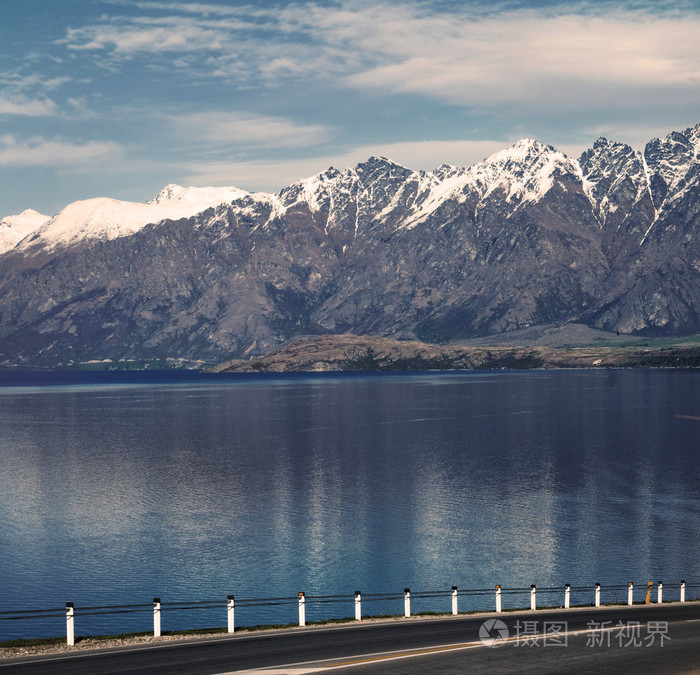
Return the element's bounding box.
[1,580,697,646]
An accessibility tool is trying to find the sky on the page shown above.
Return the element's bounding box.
[2,0,700,216]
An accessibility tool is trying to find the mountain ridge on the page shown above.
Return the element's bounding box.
[0,122,699,368]
[4,123,699,253]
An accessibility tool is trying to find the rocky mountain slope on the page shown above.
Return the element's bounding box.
[0,123,698,368]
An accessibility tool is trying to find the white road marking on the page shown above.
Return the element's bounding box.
[220,625,630,673]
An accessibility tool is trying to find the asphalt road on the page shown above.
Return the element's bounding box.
[1,603,699,674]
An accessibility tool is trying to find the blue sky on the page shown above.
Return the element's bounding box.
[2,0,700,216]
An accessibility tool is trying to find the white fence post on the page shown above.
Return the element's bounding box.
[153,598,161,637]
[66,602,74,646]
[227,595,235,634]
[298,592,306,627]
[23,578,696,645]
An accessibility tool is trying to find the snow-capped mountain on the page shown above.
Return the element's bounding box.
[644,127,700,210]
[0,209,50,255]
[0,123,698,367]
[15,184,251,251]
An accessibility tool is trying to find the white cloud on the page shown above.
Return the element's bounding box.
[0,136,123,167]
[62,14,253,56]
[0,72,69,91]
[334,5,700,109]
[0,70,69,118]
[60,1,700,114]
[169,111,333,149]
[0,95,57,117]
[109,1,251,17]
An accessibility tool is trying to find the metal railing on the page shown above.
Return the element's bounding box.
[1,580,697,646]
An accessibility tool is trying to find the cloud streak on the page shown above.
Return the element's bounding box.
[63,16,240,55]
[0,71,67,118]
[168,111,333,149]
[0,95,58,117]
[0,136,122,168]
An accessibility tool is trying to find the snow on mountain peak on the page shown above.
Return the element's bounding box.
[148,184,248,206]
[686,122,700,152]
[579,137,649,226]
[644,126,699,209]
[387,139,579,230]
[18,185,251,251]
[466,137,577,206]
[0,209,51,254]
[274,167,342,214]
[1,208,50,229]
[488,137,561,164]
[149,184,185,204]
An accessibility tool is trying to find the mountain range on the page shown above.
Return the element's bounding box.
[0,123,699,368]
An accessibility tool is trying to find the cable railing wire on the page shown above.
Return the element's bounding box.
[0,608,66,616]
[2,580,696,641]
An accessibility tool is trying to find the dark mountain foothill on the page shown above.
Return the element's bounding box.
[210,331,700,373]
[0,123,699,369]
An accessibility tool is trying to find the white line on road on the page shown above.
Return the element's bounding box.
[221,625,632,674]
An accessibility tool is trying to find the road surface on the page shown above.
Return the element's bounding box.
[1,603,698,674]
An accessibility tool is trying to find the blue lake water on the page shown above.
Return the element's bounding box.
[0,369,698,639]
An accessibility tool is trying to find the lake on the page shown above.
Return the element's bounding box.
[0,369,698,639]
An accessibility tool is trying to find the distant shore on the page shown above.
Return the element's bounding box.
[211,331,700,373]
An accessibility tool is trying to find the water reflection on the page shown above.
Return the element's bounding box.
[0,371,698,637]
